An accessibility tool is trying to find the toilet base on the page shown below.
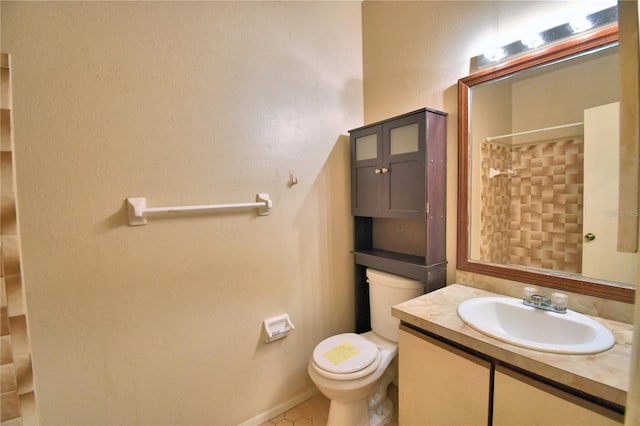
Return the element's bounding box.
[369,397,393,426]
[326,395,393,426]
[327,369,395,426]
[327,398,369,426]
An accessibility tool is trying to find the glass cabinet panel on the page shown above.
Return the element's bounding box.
[390,123,419,155]
[355,133,378,161]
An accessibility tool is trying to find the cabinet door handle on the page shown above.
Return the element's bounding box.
[374,168,382,174]
[381,167,389,174]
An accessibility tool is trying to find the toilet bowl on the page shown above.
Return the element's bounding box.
[308,269,424,426]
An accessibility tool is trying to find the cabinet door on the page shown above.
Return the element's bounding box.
[383,113,425,219]
[351,125,383,216]
[398,327,491,426]
[493,365,623,425]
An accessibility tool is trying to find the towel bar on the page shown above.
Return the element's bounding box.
[126,193,272,226]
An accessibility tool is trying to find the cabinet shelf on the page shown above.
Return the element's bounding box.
[353,248,446,285]
[354,248,425,280]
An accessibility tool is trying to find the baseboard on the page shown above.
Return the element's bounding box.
[238,387,319,426]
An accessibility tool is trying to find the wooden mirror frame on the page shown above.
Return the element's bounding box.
[457,24,636,304]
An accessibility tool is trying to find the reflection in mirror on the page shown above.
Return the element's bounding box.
[458,25,636,303]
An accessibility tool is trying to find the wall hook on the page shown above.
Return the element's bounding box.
[288,172,299,187]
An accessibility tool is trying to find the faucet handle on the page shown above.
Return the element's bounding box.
[523,286,537,302]
[551,292,568,311]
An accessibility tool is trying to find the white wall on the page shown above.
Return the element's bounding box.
[1,2,362,424]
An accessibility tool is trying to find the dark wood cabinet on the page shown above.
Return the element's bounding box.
[351,112,426,218]
[349,108,448,332]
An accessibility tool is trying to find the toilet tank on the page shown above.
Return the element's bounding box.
[366,268,424,342]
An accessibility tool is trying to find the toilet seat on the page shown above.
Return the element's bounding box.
[311,333,381,381]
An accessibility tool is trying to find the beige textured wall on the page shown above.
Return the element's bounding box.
[1,2,362,424]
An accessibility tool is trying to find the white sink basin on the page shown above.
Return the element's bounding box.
[457,297,615,354]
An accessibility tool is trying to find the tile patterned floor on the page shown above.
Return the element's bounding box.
[260,394,330,426]
[260,385,398,426]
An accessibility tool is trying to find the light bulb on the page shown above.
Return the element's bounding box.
[522,33,544,49]
[483,47,506,62]
[569,16,593,33]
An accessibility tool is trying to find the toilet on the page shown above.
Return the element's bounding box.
[308,268,424,426]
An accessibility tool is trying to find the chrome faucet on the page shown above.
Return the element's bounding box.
[522,287,568,314]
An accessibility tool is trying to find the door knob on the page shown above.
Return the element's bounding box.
[585,233,596,241]
[381,167,389,174]
[374,168,381,174]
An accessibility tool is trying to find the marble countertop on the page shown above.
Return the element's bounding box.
[392,283,633,407]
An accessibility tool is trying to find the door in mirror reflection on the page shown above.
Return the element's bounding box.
[582,102,637,284]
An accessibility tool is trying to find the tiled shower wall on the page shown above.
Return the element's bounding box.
[481,138,584,274]
[0,53,38,426]
[481,143,511,264]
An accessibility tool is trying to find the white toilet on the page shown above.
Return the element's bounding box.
[308,268,424,426]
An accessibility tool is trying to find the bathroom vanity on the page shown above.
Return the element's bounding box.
[349,108,447,332]
[392,284,631,425]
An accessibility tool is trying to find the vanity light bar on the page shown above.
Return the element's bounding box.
[471,5,618,70]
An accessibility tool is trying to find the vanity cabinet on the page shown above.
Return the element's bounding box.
[493,366,622,426]
[398,325,624,425]
[349,109,447,332]
[398,326,491,426]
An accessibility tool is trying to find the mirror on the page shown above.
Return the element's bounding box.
[458,24,636,303]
